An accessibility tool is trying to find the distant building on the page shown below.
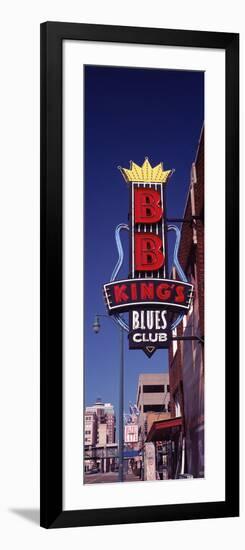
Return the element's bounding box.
[104,403,116,444]
[84,399,117,475]
[84,410,97,446]
[85,398,116,445]
[97,423,107,446]
[136,373,171,445]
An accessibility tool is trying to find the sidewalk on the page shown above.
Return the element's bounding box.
[84,471,141,484]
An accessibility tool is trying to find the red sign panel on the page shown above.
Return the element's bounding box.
[104,278,192,313]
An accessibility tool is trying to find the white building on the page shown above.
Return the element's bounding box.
[84,410,97,446]
[97,423,107,446]
[85,398,116,445]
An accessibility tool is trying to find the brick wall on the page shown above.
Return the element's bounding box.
[168,127,204,430]
[194,130,204,337]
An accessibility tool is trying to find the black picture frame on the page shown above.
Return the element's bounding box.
[40,21,239,528]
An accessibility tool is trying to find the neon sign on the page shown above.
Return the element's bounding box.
[103,158,193,357]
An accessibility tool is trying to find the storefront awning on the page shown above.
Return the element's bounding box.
[146,416,182,442]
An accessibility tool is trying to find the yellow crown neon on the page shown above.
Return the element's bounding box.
[119,157,174,184]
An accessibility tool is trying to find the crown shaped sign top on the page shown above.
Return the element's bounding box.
[119,157,174,184]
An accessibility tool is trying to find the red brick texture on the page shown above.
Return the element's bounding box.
[168,128,204,424]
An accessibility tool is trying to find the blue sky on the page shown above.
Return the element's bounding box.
[84,65,204,432]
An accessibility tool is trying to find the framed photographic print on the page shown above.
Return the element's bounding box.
[40,22,239,528]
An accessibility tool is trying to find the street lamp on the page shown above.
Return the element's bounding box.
[92,313,124,483]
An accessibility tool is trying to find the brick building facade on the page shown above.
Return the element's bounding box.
[168,127,204,478]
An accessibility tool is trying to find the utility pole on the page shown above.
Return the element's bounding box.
[118,327,124,482]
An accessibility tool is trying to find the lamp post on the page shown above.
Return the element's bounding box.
[92,314,124,482]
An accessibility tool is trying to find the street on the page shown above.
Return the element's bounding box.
[84,471,141,484]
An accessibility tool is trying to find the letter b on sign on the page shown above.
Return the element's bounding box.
[135,233,164,271]
[134,188,163,224]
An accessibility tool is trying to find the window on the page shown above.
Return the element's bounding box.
[167,384,170,392]
[182,315,187,331]
[143,404,163,413]
[143,385,165,393]
[85,430,91,435]
[172,327,178,356]
[174,392,181,417]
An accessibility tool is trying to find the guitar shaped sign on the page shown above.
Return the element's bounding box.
[103,158,193,357]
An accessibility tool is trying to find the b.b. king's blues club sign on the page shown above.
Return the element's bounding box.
[103,158,193,357]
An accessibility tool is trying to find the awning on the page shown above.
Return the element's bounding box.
[146,417,182,442]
